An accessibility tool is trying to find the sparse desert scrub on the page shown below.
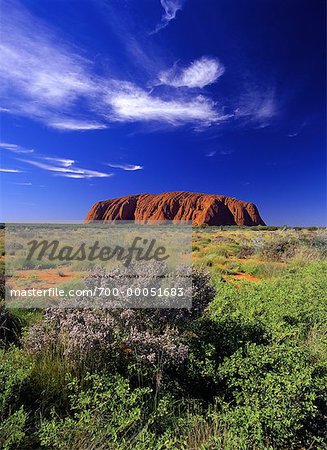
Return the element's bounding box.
[258,238,298,262]
[257,232,327,264]
[240,261,286,279]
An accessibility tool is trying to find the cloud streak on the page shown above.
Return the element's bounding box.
[2,141,146,180]
[0,142,34,153]
[206,150,216,157]
[0,1,100,127]
[235,89,277,127]
[106,82,226,125]
[42,157,75,167]
[107,162,143,171]
[287,122,306,138]
[12,182,32,185]
[219,149,233,155]
[0,3,129,124]
[153,0,185,33]
[158,57,225,88]
[0,168,22,173]
[48,120,108,131]
[20,157,113,179]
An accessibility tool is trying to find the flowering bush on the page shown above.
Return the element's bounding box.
[23,267,216,374]
[23,309,117,364]
[126,326,188,365]
[114,266,216,327]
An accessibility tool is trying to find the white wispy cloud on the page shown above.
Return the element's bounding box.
[287,122,306,138]
[219,149,233,155]
[2,139,113,180]
[20,157,113,179]
[2,5,96,105]
[0,1,222,130]
[235,89,277,127]
[158,57,225,88]
[107,162,143,171]
[206,149,233,157]
[153,0,185,33]
[206,150,216,157]
[54,173,99,179]
[42,157,75,167]
[108,81,228,126]
[0,1,278,132]
[0,142,34,153]
[48,120,108,131]
[0,168,22,173]
[12,182,32,185]
[107,83,227,125]
[0,1,101,126]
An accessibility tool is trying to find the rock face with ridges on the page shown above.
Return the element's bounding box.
[85,192,266,226]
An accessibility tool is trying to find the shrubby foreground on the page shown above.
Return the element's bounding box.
[0,229,326,449]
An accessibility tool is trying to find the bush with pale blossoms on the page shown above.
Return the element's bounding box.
[23,309,118,365]
[23,266,216,372]
[126,327,189,365]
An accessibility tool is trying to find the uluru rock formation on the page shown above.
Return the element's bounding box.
[85,192,265,226]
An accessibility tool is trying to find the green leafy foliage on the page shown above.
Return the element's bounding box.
[39,373,152,450]
[0,229,326,449]
[218,343,326,448]
[0,348,33,449]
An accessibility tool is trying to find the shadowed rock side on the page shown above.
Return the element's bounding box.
[85,192,266,226]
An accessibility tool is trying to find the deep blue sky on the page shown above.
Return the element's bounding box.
[0,0,326,225]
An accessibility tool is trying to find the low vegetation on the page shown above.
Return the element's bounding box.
[0,227,326,449]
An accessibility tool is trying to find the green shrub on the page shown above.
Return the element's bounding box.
[209,262,327,342]
[0,239,325,449]
[212,256,227,266]
[39,373,152,450]
[0,261,4,276]
[218,343,326,448]
[186,316,269,399]
[0,408,28,450]
[182,262,327,448]
[0,303,22,347]
[0,348,33,449]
